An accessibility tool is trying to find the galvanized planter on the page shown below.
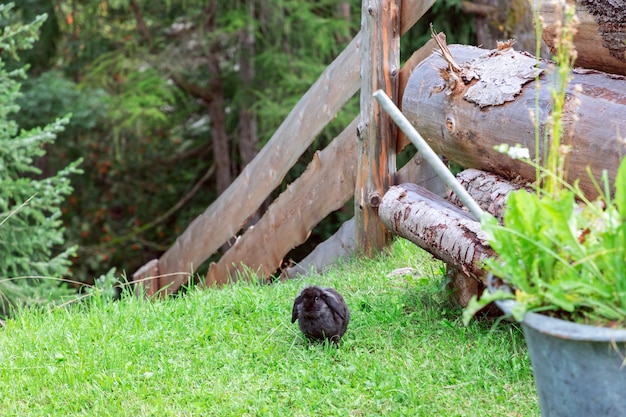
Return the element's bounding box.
[497,299,626,417]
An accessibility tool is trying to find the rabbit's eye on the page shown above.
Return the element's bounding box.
[314,296,319,301]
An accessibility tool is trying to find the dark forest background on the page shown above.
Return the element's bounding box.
[9,0,482,286]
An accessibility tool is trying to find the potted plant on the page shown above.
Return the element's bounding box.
[463,5,626,416]
[464,159,626,416]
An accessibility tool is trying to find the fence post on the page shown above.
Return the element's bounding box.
[355,0,401,256]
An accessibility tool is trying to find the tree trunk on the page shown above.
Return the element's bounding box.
[470,0,541,55]
[237,0,265,228]
[238,0,258,168]
[206,2,232,194]
[540,0,626,76]
[402,43,626,199]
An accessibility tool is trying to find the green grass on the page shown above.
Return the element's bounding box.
[0,239,538,416]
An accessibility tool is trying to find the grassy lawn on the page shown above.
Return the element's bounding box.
[0,239,538,416]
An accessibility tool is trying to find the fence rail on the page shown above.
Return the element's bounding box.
[133,0,437,295]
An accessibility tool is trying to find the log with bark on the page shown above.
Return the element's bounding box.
[402,41,626,199]
[379,169,530,307]
[539,0,626,76]
[447,168,529,222]
[379,183,495,282]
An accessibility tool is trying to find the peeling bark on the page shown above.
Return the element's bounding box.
[379,183,495,281]
[448,168,529,222]
[541,0,626,76]
[403,44,626,199]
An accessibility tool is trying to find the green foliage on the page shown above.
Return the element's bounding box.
[11,0,475,281]
[7,0,60,73]
[401,0,476,61]
[0,3,81,315]
[468,169,626,325]
[15,70,106,133]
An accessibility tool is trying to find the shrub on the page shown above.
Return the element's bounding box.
[0,3,82,315]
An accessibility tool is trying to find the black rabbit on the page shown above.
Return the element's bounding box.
[291,286,349,344]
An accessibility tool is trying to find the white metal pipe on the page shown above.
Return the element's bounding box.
[373,89,485,220]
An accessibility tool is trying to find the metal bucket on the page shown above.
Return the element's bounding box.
[497,299,626,417]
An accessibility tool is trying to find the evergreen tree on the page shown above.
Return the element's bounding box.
[0,3,81,315]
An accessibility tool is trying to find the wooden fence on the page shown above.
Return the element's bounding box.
[132,0,443,295]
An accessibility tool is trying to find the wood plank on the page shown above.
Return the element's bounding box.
[153,36,362,294]
[206,42,442,285]
[134,0,436,295]
[355,0,401,256]
[205,119,359,285]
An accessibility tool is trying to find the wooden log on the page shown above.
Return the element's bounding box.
[397,38,437,150]
[355,0,401,256]
[379,183,495,282]
[448,168,529,222]
[380,171,525,308]
[540,0,626,76]
[134,0,437,295]
[402,44,626,199]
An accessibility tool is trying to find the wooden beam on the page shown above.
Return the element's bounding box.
[355,0,401,256]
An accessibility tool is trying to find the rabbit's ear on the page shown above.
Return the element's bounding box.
[291,294,302,323]
[320,290,346,320]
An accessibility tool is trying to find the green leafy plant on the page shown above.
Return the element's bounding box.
[464,4,626,327]
[467,162,626,326]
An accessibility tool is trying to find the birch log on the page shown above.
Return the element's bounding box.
[448,168,529,222]
[379,183,495,281]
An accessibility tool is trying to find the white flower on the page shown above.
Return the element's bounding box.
[494,144,530,160]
